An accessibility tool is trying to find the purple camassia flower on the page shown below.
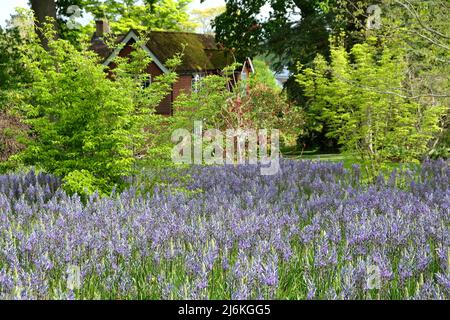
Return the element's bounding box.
[0,159,448,299]
[413,279,444,300]
[435,273,450,294]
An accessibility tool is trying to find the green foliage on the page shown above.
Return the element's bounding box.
[331,0,449,157]
[215,1,449,154]
[55,0,86,43]
[214,0,334,68]
[250,59,279,91]
[296,36,447,172]
[212,1,345,151]
[173,64,303,144]
[62,169,102,197]
[28,0,198,44]
[83,0,197,34]
[8,19,179,194]
[173,72,232,131]
[0,17,33,165]
[0,25,31,106]
[381,0,450,158]
[191,5,225,34]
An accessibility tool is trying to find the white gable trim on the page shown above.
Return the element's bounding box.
[246,57,255,74]
[102,30,169,74]
[241,57,255,75]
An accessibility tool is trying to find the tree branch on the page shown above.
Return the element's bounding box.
[395,0,450,40]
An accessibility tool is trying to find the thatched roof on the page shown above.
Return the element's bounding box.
[90,30,236,73]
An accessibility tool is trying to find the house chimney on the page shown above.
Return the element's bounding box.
[95,19,110,38]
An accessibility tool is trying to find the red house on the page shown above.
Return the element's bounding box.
[90,20,254,115]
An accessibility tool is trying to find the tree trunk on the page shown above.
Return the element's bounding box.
[29,0,58,48]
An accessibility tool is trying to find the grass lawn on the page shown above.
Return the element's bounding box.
[282,146,357,166]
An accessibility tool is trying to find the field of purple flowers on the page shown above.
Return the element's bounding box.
[0,159,449,300]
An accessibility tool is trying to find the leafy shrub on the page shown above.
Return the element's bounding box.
[62,170,103,198]
[8,19,179,194]
[173,65,303,144]
[250,59,279,91]
[296,37,447,170]
[0,25,31,105]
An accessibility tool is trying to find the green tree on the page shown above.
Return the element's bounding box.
[0,14,33,169]
[379,0,449,158]
[212,0,345,151]
[213,0,450,154]
[173,64,303,144]
[8,19,179,194]
[250,59,279,91]
[0,28,29,106]
[296,36,446,170]
[191,5,225,34]
[332,0,450,158]
[213,0,334,69]
[84,0,197,33]
[28,0,86,44]
[27,1,197,44]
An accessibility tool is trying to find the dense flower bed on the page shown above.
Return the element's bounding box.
[0,160,448,299]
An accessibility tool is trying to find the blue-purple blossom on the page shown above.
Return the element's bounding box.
[0,159,448,299]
